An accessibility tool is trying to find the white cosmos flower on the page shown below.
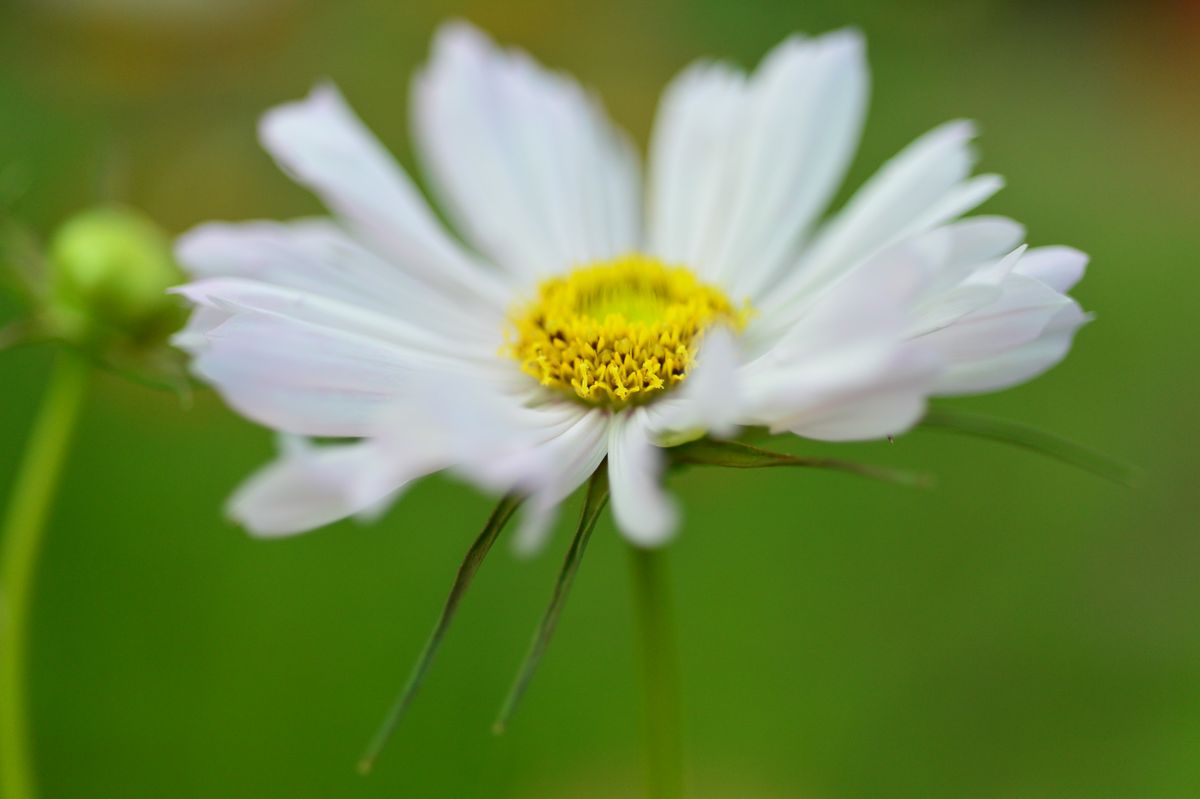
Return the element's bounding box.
[174,22,1088,548]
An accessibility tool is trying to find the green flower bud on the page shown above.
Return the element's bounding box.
[47,206,183,348]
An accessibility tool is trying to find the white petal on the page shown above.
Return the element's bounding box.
[511,408,611,555]
[259,82,511,305]
[917,272,1073,362]
[932,301,1089,395]
[175,220,502,340]
[643,325,743,442]
[742,331,934,440]
[512,502,559,558]
[743,345,935,441]
[901,174,1005,237]
[1013,245,1088,292]
[765,120,1000,311]
[422,385,592,494]
[911,217,1027,294]
[645,61,744,275]
[608,410,678,547]
[648,31,868,300]
[383,380,608,555]
[810,120,990,262]
[739,241,939,440]
[906,235,1088,396]
[228,439,421,537]
[900,237,1028,339]
[756,236,930,360]
[180,312,409,437]
[229,374,603,537]
[449,398,606,507]
[173,277,519,437]
[373,375,609,537]
[751,217,1024,350]
[412,21,640,283]
[174,278,491,365]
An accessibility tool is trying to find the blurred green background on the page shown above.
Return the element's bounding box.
[2,0,1198,797]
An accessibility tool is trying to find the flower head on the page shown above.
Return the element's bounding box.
[509,255,748,406]
[175,22,1088,546]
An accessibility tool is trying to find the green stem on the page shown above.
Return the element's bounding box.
[626,544,684,799]
[1,350,89,799]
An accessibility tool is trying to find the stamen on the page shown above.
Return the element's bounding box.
[508,255,748,407]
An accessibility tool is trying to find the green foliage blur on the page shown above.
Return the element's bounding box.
[1,1,1197,797]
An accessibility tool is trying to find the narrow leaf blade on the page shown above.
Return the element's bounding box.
[358,494,522,774]
[670,438,933,488]
[920,408,1136,486]
[493,466,610,733]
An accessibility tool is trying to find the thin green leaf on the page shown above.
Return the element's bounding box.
[493,466,610,734]
[669,437,934,489]
[358,494,522,774]
[919,407,1136,486]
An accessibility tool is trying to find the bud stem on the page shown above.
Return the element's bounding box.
[1,349,89,799]
[627,543,685,799]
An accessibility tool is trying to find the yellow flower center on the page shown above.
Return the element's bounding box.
[508,255,749,407]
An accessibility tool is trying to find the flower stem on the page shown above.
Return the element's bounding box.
[1,350,89,799]
[626,543,684,799]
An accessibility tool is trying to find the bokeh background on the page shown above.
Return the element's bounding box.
[2,0,1198,797]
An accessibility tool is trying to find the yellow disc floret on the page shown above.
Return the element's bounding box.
[508,255,748,407]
